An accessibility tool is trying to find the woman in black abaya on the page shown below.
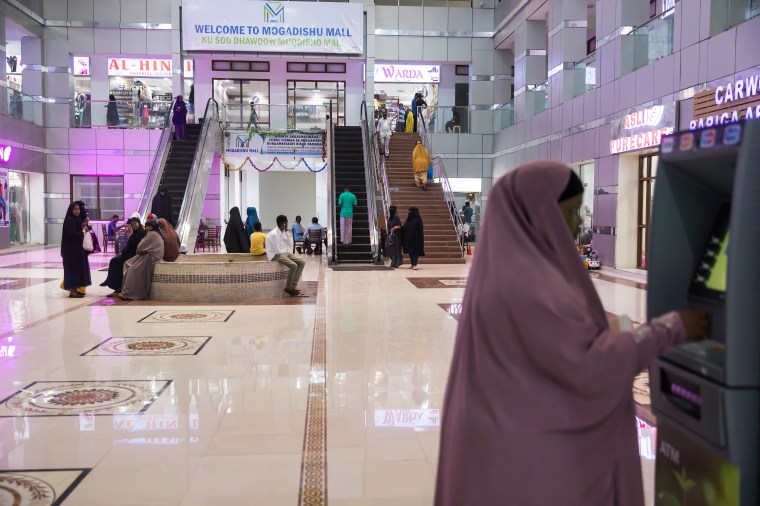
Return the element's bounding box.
[402,207,425,270]
[223,207,251,253]
[60,202,91,298]
[100,217,146,295]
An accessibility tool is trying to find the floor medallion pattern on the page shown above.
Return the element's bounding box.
[0,469,90,505]
[82,336,212,356]
[407,277,468,289]
[138,310,235,323]
[298,262,327,506]
[0,381,171,417]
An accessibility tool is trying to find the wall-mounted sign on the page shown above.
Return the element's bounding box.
[690,73,760,130]
[73,56,90,76]
[224,130,324,157]
[182,0,363,55]
[108,58,173,78]
[610,104,677,154]
[0,145,12,163]
[184,59,194,78]
[374,64,440,84]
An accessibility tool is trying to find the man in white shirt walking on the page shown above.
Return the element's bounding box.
[377,110,393,157]
[266,215,306,296]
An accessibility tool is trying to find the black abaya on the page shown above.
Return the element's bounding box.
[402,209,425,257]
[385,215,404,268]
[102,227,146,291]
[223,207,251,253]
[61,204,91,290]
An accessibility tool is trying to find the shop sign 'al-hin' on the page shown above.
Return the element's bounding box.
[690,73,760,130]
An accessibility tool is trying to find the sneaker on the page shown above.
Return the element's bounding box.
[297,247,302,254]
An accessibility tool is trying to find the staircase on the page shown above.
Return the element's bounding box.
[159,123,202,222]
[385,132,465,264]
[333,126,372,263]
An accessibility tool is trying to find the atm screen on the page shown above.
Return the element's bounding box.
[690,205,730,299]
[704,230,729,293]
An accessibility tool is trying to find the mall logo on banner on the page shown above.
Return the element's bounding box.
[264,3,284,23]
[235,135,250,148]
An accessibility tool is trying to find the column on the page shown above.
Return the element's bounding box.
[21,36,43,125]
[547,0,588,103]
[513,20,547,121]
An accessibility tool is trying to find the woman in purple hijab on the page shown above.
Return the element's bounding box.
[434,162,708,506]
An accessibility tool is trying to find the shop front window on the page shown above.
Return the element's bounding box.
[637,154,658,269]
[71,176,124,221]
[214,79,270,130]
[108,76,173,129]
[287,80,345,129]
[8,171,30,245]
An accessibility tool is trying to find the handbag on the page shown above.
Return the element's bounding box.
[83,231,94,252]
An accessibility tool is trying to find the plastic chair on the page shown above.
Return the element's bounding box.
[102,224,117,254]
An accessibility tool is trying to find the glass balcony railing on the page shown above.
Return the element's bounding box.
[6,87,43,124]
[221,104,330,131]
[573,53,597,98]
[525,80,549,115]
[625,9,675,74]
[711,0,760,35]
[494,101,515,130]
[70,100,173,128]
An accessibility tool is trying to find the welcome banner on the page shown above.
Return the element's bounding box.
[182,0,364,54]
[224,130,324,157]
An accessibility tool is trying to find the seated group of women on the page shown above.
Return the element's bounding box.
[100,217,180,300]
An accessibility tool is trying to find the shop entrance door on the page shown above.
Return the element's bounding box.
[637,153,658,269]
[287,81,345,129]
[213,79,270,130]
[8,171,30,245]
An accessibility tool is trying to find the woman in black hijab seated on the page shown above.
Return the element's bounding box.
[223,207,251,253]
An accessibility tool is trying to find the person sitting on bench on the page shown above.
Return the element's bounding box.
[266,215,306,296]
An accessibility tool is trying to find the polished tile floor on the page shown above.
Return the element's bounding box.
[0,247,654,505]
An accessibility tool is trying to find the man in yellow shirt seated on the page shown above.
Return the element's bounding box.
[250,221,267,256]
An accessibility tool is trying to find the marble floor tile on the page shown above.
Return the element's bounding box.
[0,380,171,417]
[0,468,90,506]
[0,246,662,505]
[81,336,213,356]
[138,309,235,323]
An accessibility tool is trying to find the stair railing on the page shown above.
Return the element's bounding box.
[417,110,466,257]
[326,107,337,264]
[360,101,381,264]
[176,98,222,252]
[135,96,178,220]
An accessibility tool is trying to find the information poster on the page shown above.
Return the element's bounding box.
[182,0,363,54]
[225,130,323,157]
[0,169,9,228]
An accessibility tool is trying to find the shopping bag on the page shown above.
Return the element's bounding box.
[83,231,94,252]
[427,164,433,180]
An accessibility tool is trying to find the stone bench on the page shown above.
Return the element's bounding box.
[150,253,290,302]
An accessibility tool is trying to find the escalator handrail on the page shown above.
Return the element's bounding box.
[175,98,220,250]
[136,96,178,221]
[418,110,466,257]
[360,100,381,263]
[327,111,337,264]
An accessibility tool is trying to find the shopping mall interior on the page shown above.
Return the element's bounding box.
[0,0,758,504]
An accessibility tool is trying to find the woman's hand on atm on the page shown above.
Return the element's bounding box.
[677,309,710,342]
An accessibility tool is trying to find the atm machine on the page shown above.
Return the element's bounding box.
[648,120,759,505]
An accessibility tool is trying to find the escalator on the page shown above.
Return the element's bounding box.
[159,123,202,222]
[136,99,223,252]
[333,126,372,263]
